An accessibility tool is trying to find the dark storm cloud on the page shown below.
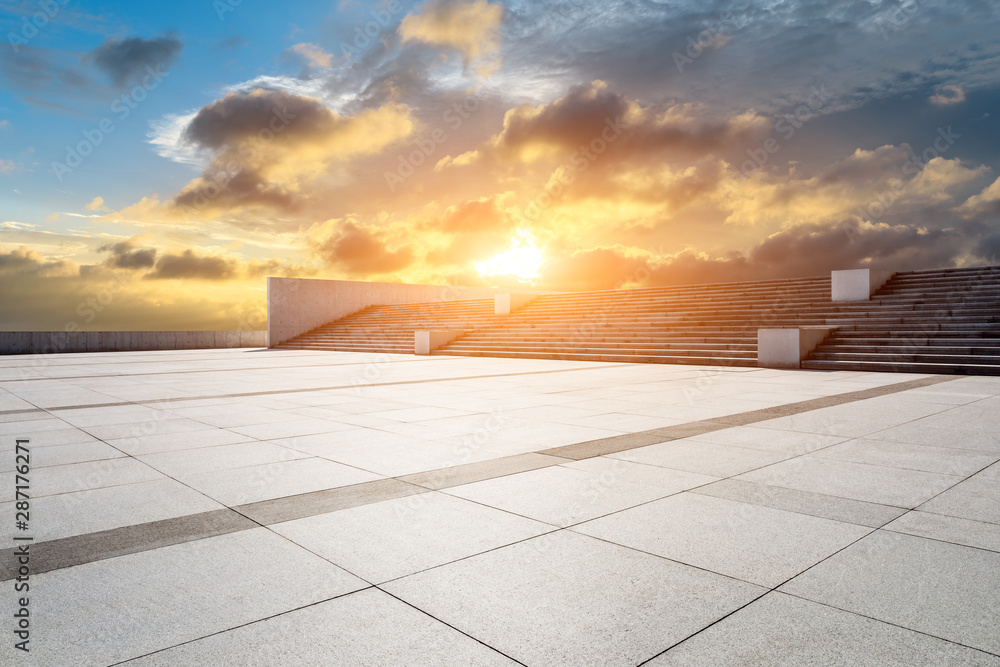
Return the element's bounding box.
[146,250,239,281]
[88,35,182,87]
[98,240,158,270]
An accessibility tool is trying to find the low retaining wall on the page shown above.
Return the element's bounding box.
[268,278,551,346]
[0,331,267,355]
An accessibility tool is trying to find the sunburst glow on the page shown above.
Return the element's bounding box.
[476,230,543,281]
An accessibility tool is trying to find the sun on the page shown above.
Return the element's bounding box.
[476,230,543,282]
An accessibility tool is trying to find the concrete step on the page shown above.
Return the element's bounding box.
[801,359,1000,375]
[432,349,758,366]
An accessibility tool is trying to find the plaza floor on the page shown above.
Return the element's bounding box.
[0,348,998,666]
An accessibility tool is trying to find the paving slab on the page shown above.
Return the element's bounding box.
[181,456,383,506]
[383,530,765,667]
[918,463,1000,524]
[649,591,1000,666]
[886,510,1000,553]
[0,528,366,665]
[691,478,906,527]
[122,588,518,666]
[811,438,999,476]
[737,456,964,508]
[574,492,870,587]
[781,530,1000,655]
[446,457,716,526]
[272,491,552,583]
[608,438,790,477]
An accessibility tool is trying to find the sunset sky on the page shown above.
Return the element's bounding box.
[2,0,1000,331]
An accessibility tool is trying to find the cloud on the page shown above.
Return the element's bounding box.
[538,218,972,292]
[170,89,415,213]
[86,196,109,212]
[930,85,966,106]
[290,43,334,69]
[146,249,239,281]
[98,240,158,270]
[399,0,504,74]
[449,81,767,170]
[422,196,514,266]
[0,45,92,99]
[958,175,1000,217]
[0,245,78,278]
[309,219,416,275]
[88,35,182,87]
[0,159,15,175]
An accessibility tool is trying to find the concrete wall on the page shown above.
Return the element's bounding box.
[0,331,267,356]
[268,277,551,346]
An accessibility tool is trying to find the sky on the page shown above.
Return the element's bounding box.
[1,0,999,331]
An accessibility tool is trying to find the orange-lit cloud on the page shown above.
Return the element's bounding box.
[400,0,505,75]
[171,89,415,215]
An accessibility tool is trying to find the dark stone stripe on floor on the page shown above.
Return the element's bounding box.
[233,478,426,526]
[0,509,256,581]
[0,374,959,580]
[538,375,958,460]
[398,453,570,490]
[690,479,908,528]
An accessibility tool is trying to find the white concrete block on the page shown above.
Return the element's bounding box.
[758,327,836,369]
[415,330,465,355]
[495,293,539,315]
[831,269,894,301]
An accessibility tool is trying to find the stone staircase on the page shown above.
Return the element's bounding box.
[273,266,1000,375]
[801,267,1000,375]
[274,299,499,354]
[435,276,832,367]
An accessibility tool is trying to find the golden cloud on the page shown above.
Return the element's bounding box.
[172,89,415,215]
[399,0,504,75]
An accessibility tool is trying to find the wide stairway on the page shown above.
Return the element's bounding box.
[274,266,1000,374]
[801,267,1000,374]
[436,277,832,367]
[274,299,499,353]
